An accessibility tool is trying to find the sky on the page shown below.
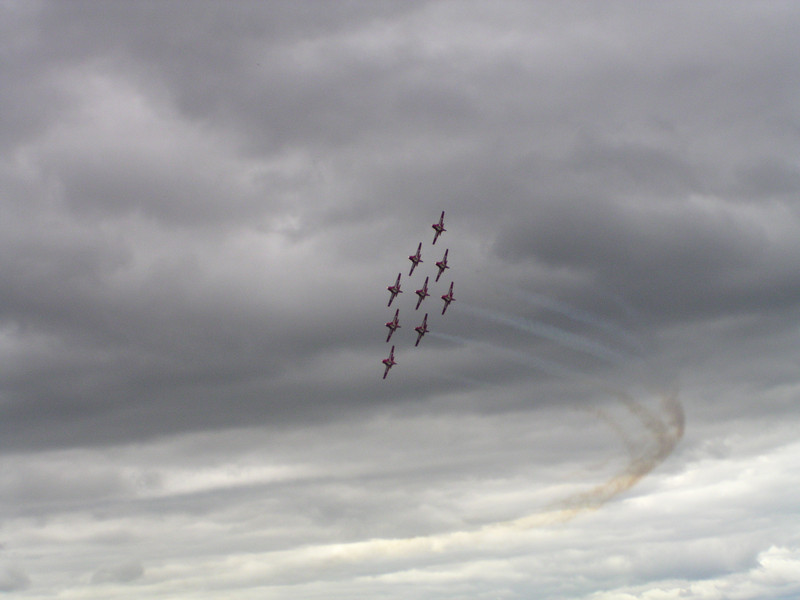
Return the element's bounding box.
[1,1,800,598]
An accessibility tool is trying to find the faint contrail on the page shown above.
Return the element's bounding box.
[454,303,629,364]
[429,330,576,380]
[503,288,648,354]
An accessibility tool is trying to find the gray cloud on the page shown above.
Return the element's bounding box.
[1,1,799,598]
[91,561,144,585]
[0,565,30,592]
[494,193,800,322]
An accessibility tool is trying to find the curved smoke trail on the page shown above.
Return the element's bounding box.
[522,389,684,524]
[254,390,684,581]
[265,294,684,582]
[435,299,684,524]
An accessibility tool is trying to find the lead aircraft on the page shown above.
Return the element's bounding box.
[382,345,397,379]
[385,309,400,342]
[415,276,430,310]
[441,281,455,314]
[414,313,429,347]
[431,211,446,245]
[387,273,403,307]
[408,242,423,276]
[434,248,449,282]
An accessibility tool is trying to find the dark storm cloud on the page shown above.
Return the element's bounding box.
[1,0,797,437]
[494,194,800,321]
[24,0,432,154]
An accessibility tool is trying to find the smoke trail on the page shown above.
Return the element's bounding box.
[454,303,629,364]
[554,389,684,514]
[434,307,683,520]
[429,330,575,380]
[435,317,684,521]
[316,278,684,581]
[504,288,647,354]
[250,338,685,581]
[457,389,685,533]
[250,393,685,584]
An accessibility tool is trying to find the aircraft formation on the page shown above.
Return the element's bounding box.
[382,211,455,379]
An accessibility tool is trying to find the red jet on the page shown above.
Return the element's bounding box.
[414,313,429,347]
[387,273,403,307]
[441,281,455,315]
[385,309,400,342]
[382,345,397,379]
[415,276,430,310]
[408,242,423,276]
[434,248,449,282]
[431,211,446,245]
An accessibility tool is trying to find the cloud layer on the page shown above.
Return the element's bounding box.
[2,1,799,598]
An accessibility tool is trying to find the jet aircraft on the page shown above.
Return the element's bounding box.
[414,313,429,347]
[434,248,449,282]
[431,211,446,245]
[441,281,455,314]
[387,273,403,307]
[415,276,430,310]
[382,345,397,379]
[408,242,423,276]
[385,309,400,342]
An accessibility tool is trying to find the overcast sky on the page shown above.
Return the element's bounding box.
[2,1,800,598]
